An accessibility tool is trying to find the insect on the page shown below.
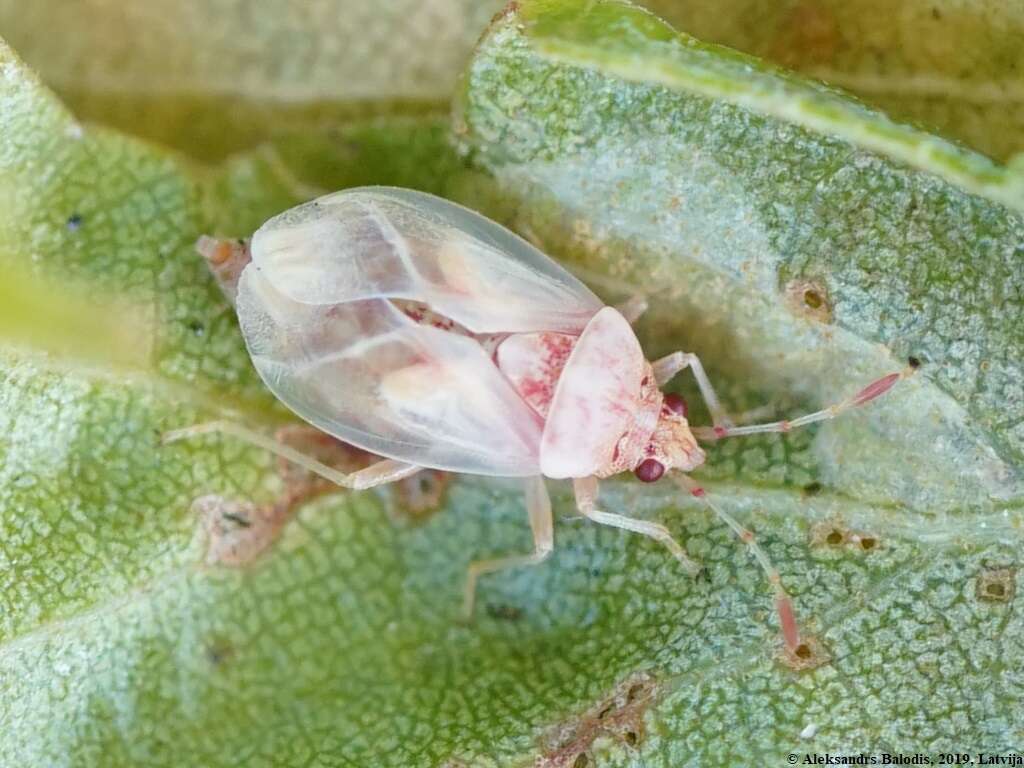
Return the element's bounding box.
[167,186,910,651]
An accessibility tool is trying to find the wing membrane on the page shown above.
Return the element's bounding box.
[249,187,603,334]
[236,267,544,476]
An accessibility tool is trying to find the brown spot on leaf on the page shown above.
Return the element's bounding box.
[194,424,451,567]
[394,469,450,521]
[784,279,833,324]
[810,517,880,553]
[486,603,524,622]
[192,494,293,567]
[802,481,824,497]
[278,424,448,523]
[205,637,236,667]
[779,635,830,671]
[976,566,1016,603]
[538,674,657,767]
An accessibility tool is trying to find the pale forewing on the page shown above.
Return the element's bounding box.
[236,267,545,476]
[250,187,603,334]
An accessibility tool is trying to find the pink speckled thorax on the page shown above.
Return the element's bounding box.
[496,307,705,479]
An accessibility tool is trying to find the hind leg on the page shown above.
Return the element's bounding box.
[163,420,420,489]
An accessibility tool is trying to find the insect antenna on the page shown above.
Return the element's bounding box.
[691,366,914,441]
[672,473,801,652]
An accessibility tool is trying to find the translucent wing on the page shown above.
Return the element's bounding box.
[236,267,545,476]
[249,186,603,334]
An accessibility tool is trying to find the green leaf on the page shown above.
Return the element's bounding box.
[0,0,506,160]
[641,0,1024,163]
[451,0,1024,758]
[3,1,1024,766]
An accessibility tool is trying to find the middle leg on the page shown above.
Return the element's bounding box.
[463,475,554,619]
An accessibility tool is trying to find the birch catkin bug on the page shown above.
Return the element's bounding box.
[166,187,910,651]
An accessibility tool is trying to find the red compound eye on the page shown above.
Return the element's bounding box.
[663,393,688,418]
[634,458,665,483]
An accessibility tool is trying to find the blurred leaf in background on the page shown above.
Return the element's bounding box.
[644,0,1024,163]
[0,0,506,159]
[1,0,1023,766]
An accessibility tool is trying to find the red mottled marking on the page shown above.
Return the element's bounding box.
[780,420,792,432]
[776,594,801,651]
[713,426,727,439]
[690,486,706,498]
[851,372,901,407]
[504,332,576,417]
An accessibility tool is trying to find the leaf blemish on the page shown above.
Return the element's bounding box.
[538,673,657,767]
[204,637,236,667]
[66,213,83,232]
[976,567,1016,603]
[784,279,833,324]
[193,494,289,567]
[802,481,824,497]
[810,518,880,554]
[486,603,524,622]
[779,636,830,671]
[393,468,450,522]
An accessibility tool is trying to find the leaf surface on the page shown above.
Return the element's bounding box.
[3,1,1024,765]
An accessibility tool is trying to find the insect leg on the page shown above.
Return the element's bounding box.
[462,475,554,619]
[672,473,801,651]
[650,351,733,428]
[691,367,913,441]
[615,295,649,324]
[162,420,420,489]
[573,477,702,576]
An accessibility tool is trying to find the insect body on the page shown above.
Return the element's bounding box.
[170,187,909,652]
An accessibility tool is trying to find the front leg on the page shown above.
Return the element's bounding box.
[573,476,702,576]
[650,351,734,429]
[614,295,648,324]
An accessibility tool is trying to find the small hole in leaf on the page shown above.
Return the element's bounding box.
[626,683,645,703]
[825,530,844,546]
[908,355,922,370]
[976,567,1015,603]
[623,731,638,747]
[859,537,877,551]
[803,289,824,309]
[785,279,832,323]
[794,644,812,659]
[573,754,589,768]
[803,481,823,496]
